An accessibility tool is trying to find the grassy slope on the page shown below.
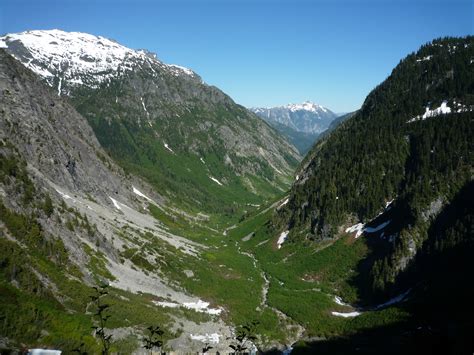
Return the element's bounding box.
[222,207,409,339]
[72,80,297,225]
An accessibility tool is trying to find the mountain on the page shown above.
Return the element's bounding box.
[2,29,473,354]
[251,101,338,135]
[250,101,338,154]
[0,47,248,352]
[323,110,357,136]
[310,110,357,147]
[281,36,473,242]
[261,121,319,155]
[269,36,474,352]
[0,29,301,218]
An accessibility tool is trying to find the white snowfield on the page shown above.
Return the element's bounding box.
[132,185,155,203]
[420,101,451,118]
[109,196,123,210]
[332,295,361,317]
[183,300,223,315]
[140,97,149,114]
[345,220,391,239]
[277,198,289,210]
[155,299,223,315]
[286,101,328,113]
[55,189,75,202]
[28,350,62,355]
[209,176,223,186]
[385,199,394,209]
[375,289,411,309]
[331,289,411,318]
[155,301,180,308]
[190,333,221,344]
[0,29,196,90]
[168,64,195,77]
[277,230,289,249]
[416,55,433,62]
[408,101,452,123]
[345,223,365,238]
[345,199,393,239]
[164,142,174,153]
[365,220,391,233]
[331,311,361,318]
[334,295,350,306]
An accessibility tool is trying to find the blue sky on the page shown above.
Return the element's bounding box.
[1,0,472,112]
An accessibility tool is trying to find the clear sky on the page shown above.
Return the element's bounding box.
[1,0,472,112]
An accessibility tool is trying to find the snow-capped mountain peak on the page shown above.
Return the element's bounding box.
[250,101,337,135]
[285,101,328,113]
[0,29,197,92]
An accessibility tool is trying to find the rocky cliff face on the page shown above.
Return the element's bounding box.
[0,47,135,205]
[0,48,235,352]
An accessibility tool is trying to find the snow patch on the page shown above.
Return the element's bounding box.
[28,350,61,355]
[164,143,174,153]
[132,186,154,203]
[183,300,223,315]
[277,198,289,210]
[57,77,62,96]
[286,101,328,113]
[209,176,223,186]
[0,29,154,88]
[375,289,411,309]
[267,160,283,175]
[155,299,223,315]
[277,230,289,249]
[155,301,180,308]
[365,220,391,233]
[334,296,350,306]
[140,97,148,113]
[0,29,200,91]
[331,311,361,318]
[256,239,269,247]
[416,55,433,62]
[190,333,221,344]
[408,101,452,123]
[167,64,195,77]
[345,223,365,238]
[55,188,74,202]
[346,220,391,238]
[247,203,260,207]
[109,196,122,210]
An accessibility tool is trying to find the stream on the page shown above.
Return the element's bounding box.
[236,244,305,352]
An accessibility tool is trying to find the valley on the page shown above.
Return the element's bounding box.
[0,28,473,355]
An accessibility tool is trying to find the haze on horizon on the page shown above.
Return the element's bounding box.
[1,0,471,112]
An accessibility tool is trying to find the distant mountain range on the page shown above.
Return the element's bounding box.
[250,101,338,154]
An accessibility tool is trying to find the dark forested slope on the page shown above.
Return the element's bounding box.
[280,36,473,239]
[272,36,474,353]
